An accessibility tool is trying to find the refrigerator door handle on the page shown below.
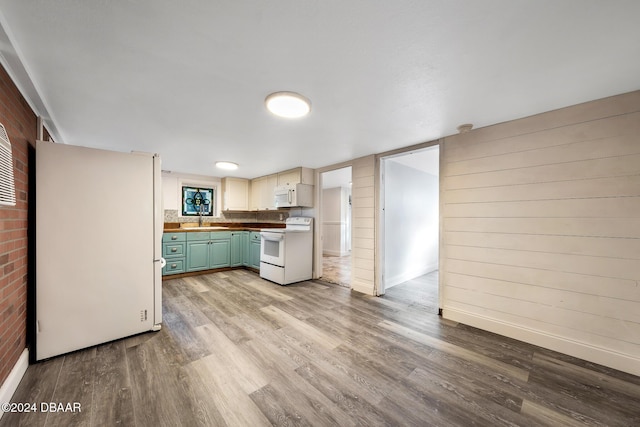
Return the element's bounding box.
[152,154,163,327]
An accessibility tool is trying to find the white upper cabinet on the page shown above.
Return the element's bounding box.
[250,167,314,211]
[249,174,277,210]
[221,177,249,211]
[249,176,264,211]
[277,167,314,186]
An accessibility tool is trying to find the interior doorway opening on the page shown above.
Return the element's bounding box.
[379,145,439,312]
[320,166,352,287]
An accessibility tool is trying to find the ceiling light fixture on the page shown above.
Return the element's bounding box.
[265,91,311,118]
[457,123,473,133]
[215,161,239,170]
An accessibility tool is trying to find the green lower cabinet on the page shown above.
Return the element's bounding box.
[210,232,231,269]
[162,232,186,275]
[230,232,244,267]
[241,231,250,267]
[186,240,210,271]
[186,231,231,272]
[249,231,261,269]
[164,230,261,275]
[210,239,231,269]
[163,258,185,275]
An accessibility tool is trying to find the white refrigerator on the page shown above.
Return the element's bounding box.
[35,141,163,361]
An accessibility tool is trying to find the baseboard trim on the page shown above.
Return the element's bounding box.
[443,307,640,377]
[385,264,438,289]
[0,348,29,421]
[323,250,349,257]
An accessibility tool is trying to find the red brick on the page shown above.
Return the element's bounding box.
[0,62,33,386]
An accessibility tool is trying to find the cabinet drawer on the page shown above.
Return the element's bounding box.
[163,242,185,258]
[211,231,231,240]
[163,232,186,242]
[163,258,185,275]
[186,231,211,241]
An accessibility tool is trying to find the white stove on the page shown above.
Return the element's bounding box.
[260,217,313,285]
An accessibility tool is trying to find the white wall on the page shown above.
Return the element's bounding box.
[440,90,640,376]
[161,171,221,215]
[383,160,438,288]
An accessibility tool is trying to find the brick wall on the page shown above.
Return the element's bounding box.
[0,63,35,386]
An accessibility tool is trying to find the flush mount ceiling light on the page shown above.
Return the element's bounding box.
[215,161,238,170]
[265,91,311,118]
[457,123,474,133]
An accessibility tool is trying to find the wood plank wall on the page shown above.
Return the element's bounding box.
[322,187,349,256]
[440,90,640,376]
[351,155,376,294]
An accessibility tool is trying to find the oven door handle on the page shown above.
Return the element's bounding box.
[261,233,284,242]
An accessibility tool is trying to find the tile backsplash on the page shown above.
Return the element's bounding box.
[164,209,289,224]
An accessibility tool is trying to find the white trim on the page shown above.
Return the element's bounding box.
[322,250,348,257]
[315,164,354,283]
[384,264,438,289]
[376,142,441,297]
[0,348,29,420]
[443,307,640,377]
[376,157,385,296]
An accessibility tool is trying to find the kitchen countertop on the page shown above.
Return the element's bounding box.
[163,222,285,233]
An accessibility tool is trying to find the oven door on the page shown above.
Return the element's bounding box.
[260,231,285,267]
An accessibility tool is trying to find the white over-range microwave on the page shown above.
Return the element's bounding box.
[274,183,313,208]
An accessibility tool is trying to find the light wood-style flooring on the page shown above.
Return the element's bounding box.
[321,254,351,287]
[383,270,439,315]
[3,269,640,426]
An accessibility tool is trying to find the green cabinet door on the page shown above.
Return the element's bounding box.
[250,241,261,269]
[241,231,250,266]
[209,239,231,269]
[249,231,261,270]
[187,240,210,271]
[230,232,243,267]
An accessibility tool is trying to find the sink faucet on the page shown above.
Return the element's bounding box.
[198,204,204,227]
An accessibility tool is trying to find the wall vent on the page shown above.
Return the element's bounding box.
[0,123,16,206]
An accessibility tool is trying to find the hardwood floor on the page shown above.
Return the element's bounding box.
[383,270,439,315]
[321,254,351,287]
[3,269,640,426]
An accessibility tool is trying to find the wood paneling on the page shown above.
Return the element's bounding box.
[351,155,376,294]
[322,222,347,256]
[441,90,640,376]
[445,217,640,238]
[445,112,640,164]
[322,186,350,256]
[444,153,640,190]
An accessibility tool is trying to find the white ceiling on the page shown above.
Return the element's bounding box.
[0,1,639,179]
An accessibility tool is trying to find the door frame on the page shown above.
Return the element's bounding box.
[374,140,442,309]
[313,162,354,284]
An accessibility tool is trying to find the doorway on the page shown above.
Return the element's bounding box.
[320,166,352,287]
[379,145,439,311]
